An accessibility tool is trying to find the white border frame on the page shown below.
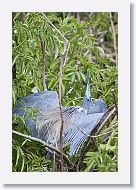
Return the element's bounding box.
[0,0,130,184]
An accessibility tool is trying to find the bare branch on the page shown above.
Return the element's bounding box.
[95,106,117,135]
[109,13,118,67]
[58,41,69,171]
[111,89,118,119]
[64,41,70,65]
[12,130,72,168]
[40,12,70,171]
[93,105,115,131]
[12,64,16,80]
[41,12,70,65]
[41,12,68,43]
[72,121,114,138]
[76,106,117,170]
[38,31,47,91]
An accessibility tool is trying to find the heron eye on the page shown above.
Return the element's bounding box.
[87,99,90,101]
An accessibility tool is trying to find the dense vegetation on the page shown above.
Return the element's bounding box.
[12,12,118,172]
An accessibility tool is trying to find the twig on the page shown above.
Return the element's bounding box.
[41,12,67,42]
[41,12,70,65]
[93,105,115,131]
[59,105,64,171]
[109,13,118,67]
[95,106,117,135]
[58,41,68,171]
[41,13,70,171]
[76,106,117,170]
[111,89,118,119]
[53,151,56,172]
[12,64,16,80]
[72,121,114,138]
[38,31,47,91]
[12,130,72,168]
[64,42,70,65]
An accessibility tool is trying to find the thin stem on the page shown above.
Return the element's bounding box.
[76,106,117,170]
[40,12,70,171]
[41,12,68,43]
[41,12,70,65]
[111,89,118,119]
[94,105,115,131]
[72,121,114,138]
[109,12,118,67]
[95,106,117,135]
[53,151,56,172]
[58,42,68,171]
[38,31,47,91]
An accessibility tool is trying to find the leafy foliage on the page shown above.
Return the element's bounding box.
[83,117,118,172]
[12,136,52,172]
[12,12,118,172]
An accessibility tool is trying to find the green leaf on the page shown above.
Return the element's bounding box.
[12,54,19,66]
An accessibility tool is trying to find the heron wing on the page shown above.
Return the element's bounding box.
[13,90,59,137]
[63,113,104,155]
[13,91,59,115]
[36,106,87,145]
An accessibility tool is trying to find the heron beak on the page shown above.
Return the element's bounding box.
[85,70,91,100]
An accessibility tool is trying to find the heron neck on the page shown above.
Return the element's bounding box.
[85,81,91,101]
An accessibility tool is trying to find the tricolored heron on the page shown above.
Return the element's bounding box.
[35,71,108,155]
[13,70,107,155]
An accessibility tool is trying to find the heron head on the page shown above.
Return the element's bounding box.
[93,99,108,113]
[81,70,108,114]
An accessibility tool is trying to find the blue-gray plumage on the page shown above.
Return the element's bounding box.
[13,70,108,156]
[13,90,59,137]
[81,70,107,114]
[36,106,106,156]
[36,71,108,155]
